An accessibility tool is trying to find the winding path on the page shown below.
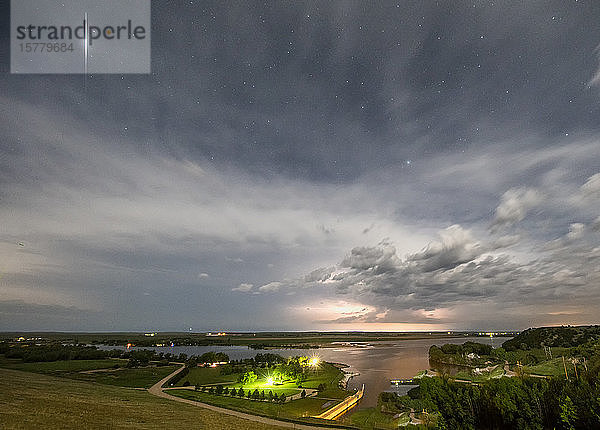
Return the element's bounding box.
[148,365,329,430]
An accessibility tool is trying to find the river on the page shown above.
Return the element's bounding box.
[99,336,512,408]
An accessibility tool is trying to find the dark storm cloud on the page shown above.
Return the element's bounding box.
[2,1,600,330]
[254,171,600,329]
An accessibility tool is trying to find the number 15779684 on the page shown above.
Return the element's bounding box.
[19,42,74,53]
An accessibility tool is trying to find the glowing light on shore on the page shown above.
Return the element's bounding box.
[266,377,274,386]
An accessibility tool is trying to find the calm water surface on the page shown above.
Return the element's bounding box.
[101,336,511,408]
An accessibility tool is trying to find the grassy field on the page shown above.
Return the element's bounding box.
[68,365,179,388]
[0,368,287,430]
[0,355,177,388]
[169,389,332,420]
[181,361,348,400]
[176,365,240,386]
[299,363,347,398]
[342,408,401,429]
[523,357,573,377]
[0,357,126,373]
[180,367,301,396]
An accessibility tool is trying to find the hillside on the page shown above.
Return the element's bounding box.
[0,368,285,430]
[502,325,600,351]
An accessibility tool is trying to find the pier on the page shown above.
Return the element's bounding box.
[314,384,365,420]
[390,378,415,385]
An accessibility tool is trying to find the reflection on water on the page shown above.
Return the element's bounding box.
[100,336,511,408]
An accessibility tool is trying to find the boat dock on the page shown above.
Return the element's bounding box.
[390,378,415,385]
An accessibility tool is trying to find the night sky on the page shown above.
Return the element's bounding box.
[1,1,600,331]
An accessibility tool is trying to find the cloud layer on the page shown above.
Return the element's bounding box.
[2,1,600,330]
[248,172,600,330]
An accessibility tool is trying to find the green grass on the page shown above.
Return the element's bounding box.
[167,361,353,425]
[523,358,570,377]
[0,357,126,373]
[176,366,240,386]
[183,361,349,400]
[0,355,177,388]
[169,389,331,420]
[301,363,347,398]
[67,365,178,388]
[0,368,286,430]
[343,408,399,429]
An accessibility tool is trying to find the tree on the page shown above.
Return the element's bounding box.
[240,371,258,386]
[295,373,306,387]
[301,389,306,398]
[199,351,229,365]
[559,395,577,430]
[185,357,198,368]
[279,393,286,404]
[230,387,237,396]
[252,389,260,399]
[246,390,252,399]
[238,388,244,398]
[268,390,274,401]
[215,385,223,395]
